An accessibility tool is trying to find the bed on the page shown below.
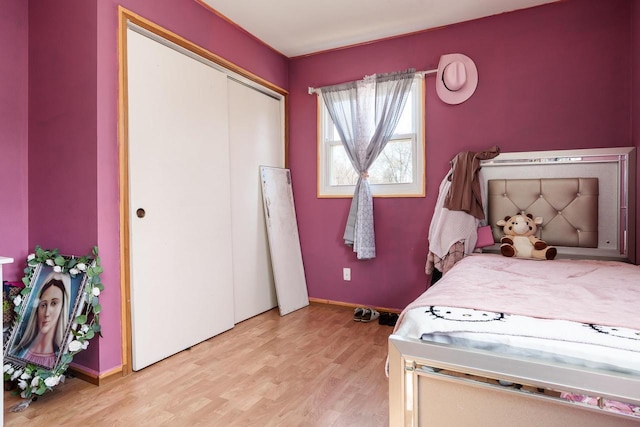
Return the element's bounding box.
[388,147,639,426]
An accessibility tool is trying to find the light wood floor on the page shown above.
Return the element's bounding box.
[4,304,394,426]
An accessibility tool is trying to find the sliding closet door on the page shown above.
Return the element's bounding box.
[228,79,283,323]
[127,29,234,371]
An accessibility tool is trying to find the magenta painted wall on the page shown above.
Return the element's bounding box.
[0,0,29,281]
[28,0,101,368]
[288,0,636,311]
[29,2,99,254]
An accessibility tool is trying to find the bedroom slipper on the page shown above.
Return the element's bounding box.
[361,308,380,323]
[353,307,365,322]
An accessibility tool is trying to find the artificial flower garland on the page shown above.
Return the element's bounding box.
[3,246,103,399]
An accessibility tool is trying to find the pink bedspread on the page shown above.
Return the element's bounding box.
[400,254,640,331]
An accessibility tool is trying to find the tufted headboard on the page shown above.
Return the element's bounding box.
[487,178,598,248]
[478,147,636,262]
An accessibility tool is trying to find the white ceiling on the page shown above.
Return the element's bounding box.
[199,0,559,57]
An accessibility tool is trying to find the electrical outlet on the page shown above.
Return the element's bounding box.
[343,267,351,281]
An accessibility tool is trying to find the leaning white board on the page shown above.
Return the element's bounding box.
[260,166,309,315]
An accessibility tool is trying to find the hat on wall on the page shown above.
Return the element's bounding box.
[436,53,478,105]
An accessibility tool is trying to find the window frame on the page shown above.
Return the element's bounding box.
[316,76,425,198]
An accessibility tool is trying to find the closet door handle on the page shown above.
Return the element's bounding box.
[136,208,146,218]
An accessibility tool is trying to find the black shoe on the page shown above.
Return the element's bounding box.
[378,312,390,325]
[387,313,399,327]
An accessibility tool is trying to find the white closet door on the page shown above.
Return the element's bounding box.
[228,79,283,323]
[127,29,234,371]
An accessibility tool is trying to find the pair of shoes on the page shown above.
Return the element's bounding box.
[360,308,380,323]
[353,307,365,321]
[378,312,399,326]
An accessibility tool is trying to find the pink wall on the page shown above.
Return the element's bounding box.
[0,0,29,281]
[288,0,636,310]
[28,0,101,368]
[29,2,99,253]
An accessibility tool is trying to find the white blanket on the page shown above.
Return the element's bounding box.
[394,254,640,373]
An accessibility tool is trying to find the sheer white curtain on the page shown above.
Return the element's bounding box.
[320,69,415,259]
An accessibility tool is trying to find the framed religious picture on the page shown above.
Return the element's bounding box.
[5,258,90,370]
[3,246,103,401]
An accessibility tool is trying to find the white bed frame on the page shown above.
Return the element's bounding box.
[388,147,639,426]
[388,336,640,426]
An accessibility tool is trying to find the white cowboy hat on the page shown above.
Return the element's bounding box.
[436,53,478,105]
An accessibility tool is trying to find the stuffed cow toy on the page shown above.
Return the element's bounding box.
[497,213,557,260]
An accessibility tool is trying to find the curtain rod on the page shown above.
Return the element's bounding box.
[307,68,437,95]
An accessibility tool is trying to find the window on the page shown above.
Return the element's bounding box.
[317,76,425,197]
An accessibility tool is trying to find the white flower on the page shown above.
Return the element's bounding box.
[3,364,13,374]
[13,295,22,306]
[68,340,82,352]
[82,341,89,350]
[77,263,87,271]
[69,268,79,276]
[45,259,54,266]
[11,369,22,381]
[30,377,40,387]
[92,287,101,297]
[81,325,89,333]
[53,265,62,273]
[44,376,60,387]
[20,390,28,398]
[20,371,31,380]
[17,380,27,390]
[27,254,35,261]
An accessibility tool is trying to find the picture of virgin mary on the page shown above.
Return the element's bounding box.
[9,270,73,369]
